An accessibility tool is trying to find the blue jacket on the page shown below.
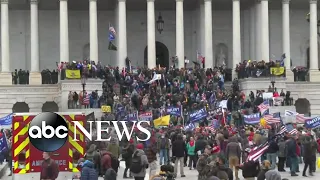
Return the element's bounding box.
[80,160,98,180]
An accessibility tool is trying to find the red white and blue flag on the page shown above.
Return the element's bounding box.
[285,110,308,123]
[258,101,270,114]
[246,141,270,162]
[264,114,281,124]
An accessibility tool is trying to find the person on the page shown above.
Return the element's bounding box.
[122,139,135,178]
[257,160,270,180]
[186,137,196,170]
[40,152,59,180]
[145,137,158,179]
[277,137,287,172]
[225,136,241,180]
[287,135,299,176]
[265,169,282,180]
[196,146,212,180]
[131,143,149,180]
[158,134,170,165]
[78,158,98,180]
[266,138,279,170]
[302,136,314,177]
[172,134,186,177]
[107,137,120,159]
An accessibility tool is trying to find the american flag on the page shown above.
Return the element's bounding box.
[277,125,287,135]
[264,114,281,124]
[246,141,270,162]
[109,25,116,36]
[258,101,270,114]
[285,110,308,123]
[277,124,298,135]
[206,126,216,134]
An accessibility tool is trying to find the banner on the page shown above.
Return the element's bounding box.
[189,108,207,122]
[124,112,138,121]
[166,106,182,116]
[270,67,285,76]
[273,97,283,106]
[139,112,153,121]
[305,116,320,129]
[244,113,261,124]
[153,115,170,127]
[212,119,220,128]
[0,133,8,153]
[184,123,195,131]
[218,100,228,109]
[65,69,81,79]
[148,74,162,84]
[101,105,111,113]
[0,114,12,126]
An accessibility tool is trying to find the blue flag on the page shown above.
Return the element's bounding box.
[0,114,12,126]
[0,133,8,153]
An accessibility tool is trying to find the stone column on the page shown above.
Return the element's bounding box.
[309,0,320,82]
[29,0,42,85]
[89,0,98,65]
[261,0,269,61]
[282,0,293,81]
[176,0,184,69]
[249,5,256,60]
[118,0,127,68]
[0,0,12,85]
[204,0,213,68]
[232,0,241,79]
[147,0,156,68]
[255,1,262,61]
[60,0,69,63]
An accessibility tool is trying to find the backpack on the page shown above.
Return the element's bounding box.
[110,154,120,173]
[130,151,143,173]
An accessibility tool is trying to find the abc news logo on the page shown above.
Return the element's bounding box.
[28,112,151,152]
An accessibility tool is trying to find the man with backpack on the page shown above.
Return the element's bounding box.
[131,143,149,180]
[101,151,119,176]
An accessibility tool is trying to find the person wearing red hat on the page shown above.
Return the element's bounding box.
[131,143,149,180]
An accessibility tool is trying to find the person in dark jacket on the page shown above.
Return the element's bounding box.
[237,160,260,179]
[79,159,98,180]
[195,135,208,154]
[302,136,315,177]
[277,137,287,172]
[40,152,59,180]
[172,134,186,177]
[122,139,135,178]
[266,139,279,170]
[286,136,299,176]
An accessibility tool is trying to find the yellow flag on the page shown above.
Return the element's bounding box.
[66,69,81,79]
[153,115,170,127]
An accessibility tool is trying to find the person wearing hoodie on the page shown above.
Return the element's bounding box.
[131,143,149,180]
[225,136,241,180]
[79,159,99,180]
[107,137,120,159]
[122,139,135,178]
[186,137,196,170]
[100,151,112,175]
[264,169,282,180]
[172,134,186,177]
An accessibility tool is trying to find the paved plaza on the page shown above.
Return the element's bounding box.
[2,159,320,180]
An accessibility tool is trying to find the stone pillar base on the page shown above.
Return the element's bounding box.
[309,70,320,82]
[0,72,12,85]
[286,70,294,82]
[29,72,42,85]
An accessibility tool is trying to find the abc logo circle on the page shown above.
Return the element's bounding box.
[28,112,68,152]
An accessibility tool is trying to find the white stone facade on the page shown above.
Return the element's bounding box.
[1,6,317,71]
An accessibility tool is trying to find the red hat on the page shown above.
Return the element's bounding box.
[136,143,144,150]
[129,139,134,144]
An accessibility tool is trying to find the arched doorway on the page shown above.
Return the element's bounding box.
[144,41,169,68]
[42,101,59,112]
[12,102,30,113]
[294,98,311,116]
